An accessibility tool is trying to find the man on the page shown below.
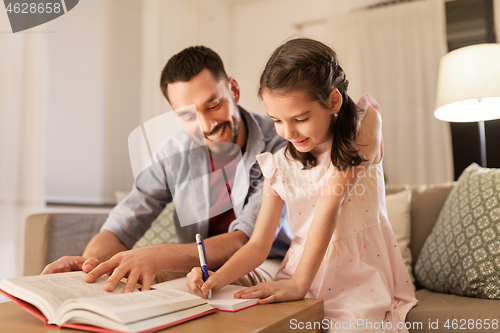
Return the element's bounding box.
[42,46,292,293]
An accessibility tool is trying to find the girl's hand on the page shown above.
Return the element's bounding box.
[186,267,224,298]
[234,279,308,304]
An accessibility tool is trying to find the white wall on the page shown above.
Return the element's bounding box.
[101,1,143,204]
[229,0,454,186]
[44,0,230,204]
[229,0,385,114]
[139,0,231,122]
[45,0,144,205]
[44,0,445,203]
[45,0,107,204]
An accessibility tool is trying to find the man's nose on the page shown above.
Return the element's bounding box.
[197,113,217,134]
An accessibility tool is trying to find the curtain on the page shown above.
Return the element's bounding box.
[0,14,47,293]
[327,0,454,186]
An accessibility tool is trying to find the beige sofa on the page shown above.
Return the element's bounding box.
[24,183,500,332]
[386,183,500,332]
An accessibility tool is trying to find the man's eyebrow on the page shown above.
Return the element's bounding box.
[204,94,219,105]
[267,110,311,119]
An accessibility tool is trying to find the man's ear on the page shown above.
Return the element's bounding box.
[329,88,343,115]
[228,77,240,103]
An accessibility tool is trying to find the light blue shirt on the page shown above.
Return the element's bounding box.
[102,106,293,257]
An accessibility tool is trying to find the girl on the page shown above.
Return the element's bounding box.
[187,38,417,332]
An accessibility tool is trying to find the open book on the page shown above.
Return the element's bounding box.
[153,277,258,312]
[0,271,256,333]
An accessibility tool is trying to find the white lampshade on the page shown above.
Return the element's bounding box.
[435,43,500,122]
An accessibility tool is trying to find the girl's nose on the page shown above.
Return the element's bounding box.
[283,124,297,141]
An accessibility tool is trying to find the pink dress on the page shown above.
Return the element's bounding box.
[256,95,417,332]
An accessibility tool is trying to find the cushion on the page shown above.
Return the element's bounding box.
[414,163,500,299]
[408,183,455,268]
[114,192,176,248]
[386,189,414,283]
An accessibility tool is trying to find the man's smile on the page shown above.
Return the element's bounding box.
[205,124,227,142]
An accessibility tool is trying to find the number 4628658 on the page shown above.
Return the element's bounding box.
[6,3,62,14]
[443,319,498,330]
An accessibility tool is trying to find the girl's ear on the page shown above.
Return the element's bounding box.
[228,77,240,103]
[329,88,343,115]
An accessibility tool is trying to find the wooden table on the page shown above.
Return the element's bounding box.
[0,299,324,333]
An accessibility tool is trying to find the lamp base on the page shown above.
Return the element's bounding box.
[478,120,487,168]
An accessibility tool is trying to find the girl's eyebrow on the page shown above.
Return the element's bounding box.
[267,110,311,119]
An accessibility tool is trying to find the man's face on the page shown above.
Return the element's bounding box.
[167,69,242,156]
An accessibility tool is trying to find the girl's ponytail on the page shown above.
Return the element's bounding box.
[330,93,367,170]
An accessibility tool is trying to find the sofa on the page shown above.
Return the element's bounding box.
[24,182,500,332]
[385,183,500,332]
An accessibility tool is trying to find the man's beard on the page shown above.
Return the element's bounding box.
[208,126,236,157]
[208,115,241,157]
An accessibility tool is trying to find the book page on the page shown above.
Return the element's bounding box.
[153,277,258,311]
[2,271,130,311]
[64,288,207,325]
[88,289,195,308]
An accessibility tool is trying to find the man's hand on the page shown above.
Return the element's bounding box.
[85,246,165,293]
[40,230,126,276]
[233,279,307,304]
[41,256,101,275]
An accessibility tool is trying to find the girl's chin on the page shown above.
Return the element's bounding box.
[293,145,314,153]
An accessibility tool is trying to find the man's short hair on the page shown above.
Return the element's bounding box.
[160,46,229,101]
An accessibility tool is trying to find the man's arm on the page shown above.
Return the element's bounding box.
[82,230,127,261]
[84,230,249,293]
[41,230,127,274]
[157,229,249,272]
[42,141,178,276]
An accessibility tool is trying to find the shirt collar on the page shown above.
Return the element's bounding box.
[239,105,265,164]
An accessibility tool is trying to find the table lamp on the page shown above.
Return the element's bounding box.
[434,43,500,167]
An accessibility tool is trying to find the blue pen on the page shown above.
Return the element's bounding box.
[196,234,212,299]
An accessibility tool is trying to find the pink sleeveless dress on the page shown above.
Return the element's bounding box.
[256,94,417,332]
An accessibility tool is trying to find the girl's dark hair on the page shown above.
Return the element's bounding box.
[160,46,228,102]
[258,38,366,170]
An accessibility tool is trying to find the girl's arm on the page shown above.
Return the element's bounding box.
[186,178,284,297]
[235,171,355,303]
[236,106,382,303]
[290,106,383,292]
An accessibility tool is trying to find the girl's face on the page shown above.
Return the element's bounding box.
[262,89,342,153]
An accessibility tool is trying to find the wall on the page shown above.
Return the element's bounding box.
[139,0,231,122]
[44,0,230,204]
[101,1,143,203]
[229,0,385,115]
[229,0,454,186]
[43,0,452,202]
[44,0,143,204]
[45,0,108,204]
